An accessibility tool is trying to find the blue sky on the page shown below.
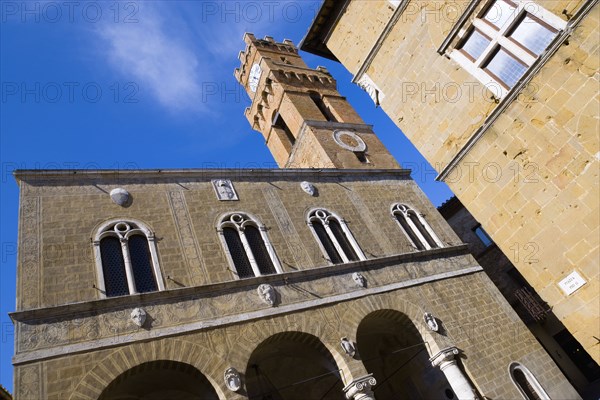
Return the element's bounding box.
[0,1,452,391]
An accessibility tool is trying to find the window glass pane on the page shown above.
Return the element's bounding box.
[223,227,255,278]
[396,214,425,250]
[474,226,493,247]
[128,235,158,293]
[510,15,556,55]
[409,212,439,249]
[245,226,276,275]
[100,236,129,297]
[329,220,359,262]
[513,369,544,400]
[486,48,527,88]
[461,30,491,60]
[313,222,343,264]
[484,0,517,29]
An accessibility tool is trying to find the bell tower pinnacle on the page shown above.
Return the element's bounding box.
[235,33,399,169]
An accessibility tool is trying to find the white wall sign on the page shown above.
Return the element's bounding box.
[558,271,587,296]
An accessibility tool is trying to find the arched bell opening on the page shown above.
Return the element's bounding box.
[356,309,454,399]
[98,360,219,400]
[245,331,345,400]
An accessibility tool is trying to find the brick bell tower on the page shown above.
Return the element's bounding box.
[235,33,400,169]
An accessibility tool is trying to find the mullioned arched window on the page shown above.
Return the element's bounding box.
[217,212,282,279]
[509,363,550,400]
[93,219,165,298]
[307,208,366,264]
[392,203,444,250]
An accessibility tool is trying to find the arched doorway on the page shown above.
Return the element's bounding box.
[98,360,219,400]
[245,331,345,399]
[356,310,453,399]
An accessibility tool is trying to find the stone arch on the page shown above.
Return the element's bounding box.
[92,217,156,241]
[69,338,227,400]
[356,309,452,399]
[223,312,354,388]
[97,360,219,400]
[244,330,346,399]
[508,362,550,400]
[336,292,449,356]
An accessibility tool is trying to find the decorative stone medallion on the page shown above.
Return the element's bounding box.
[110,188,130,206]
[257,283,276,306]
[300,181,316,196]
[224,367,242,392]
[332,130,367,152]
[130,307,147,327]
[340,337,356,357]
[352,272,366,288]
[212,179,239,201]
[424,312,439,332]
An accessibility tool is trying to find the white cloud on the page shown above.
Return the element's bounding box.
[185,1,321,59]
[93,1,321,117]
[96,3,207,114]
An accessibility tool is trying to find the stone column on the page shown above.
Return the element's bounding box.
[343,374,377,400]
[430,347,477,400]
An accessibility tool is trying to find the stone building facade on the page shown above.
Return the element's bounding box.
[439,196,600,396]
[10,35,581,399]
[10,169,578,399]
[301,0,599,366]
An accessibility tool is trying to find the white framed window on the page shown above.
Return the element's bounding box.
[93,219,165,298]
[392,204,444,251]
[509,363,550,400]
[307,208,366,264]
[217,212,283,279]
[450,0,566,97]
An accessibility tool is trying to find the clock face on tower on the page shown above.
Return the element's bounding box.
[332,130,367,152]
[248,63,262,93]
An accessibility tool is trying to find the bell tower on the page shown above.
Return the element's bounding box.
[235,33,399,169]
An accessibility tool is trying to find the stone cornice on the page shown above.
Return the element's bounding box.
[11,244,469,323]
[13,168,412,184]
[13,262,482,365]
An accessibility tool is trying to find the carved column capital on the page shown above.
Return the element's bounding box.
[343,374,377,400]
[430,347,477,400]
[430,347,460,369]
